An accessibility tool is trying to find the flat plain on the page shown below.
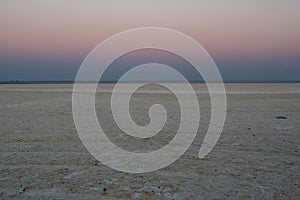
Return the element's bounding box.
[0,83,299,199]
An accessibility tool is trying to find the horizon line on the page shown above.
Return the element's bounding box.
[1,80,300,84]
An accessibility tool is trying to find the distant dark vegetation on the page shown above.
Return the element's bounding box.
[1,80,299,84]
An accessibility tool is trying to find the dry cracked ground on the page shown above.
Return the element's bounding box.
[0,83,299,199]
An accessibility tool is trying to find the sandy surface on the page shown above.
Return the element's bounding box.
[0,83,299,199]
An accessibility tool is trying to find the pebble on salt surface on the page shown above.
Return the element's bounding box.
[19,185,26,194]
[276,116,287,119]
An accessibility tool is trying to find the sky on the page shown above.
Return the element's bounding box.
[0,0,300,82]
